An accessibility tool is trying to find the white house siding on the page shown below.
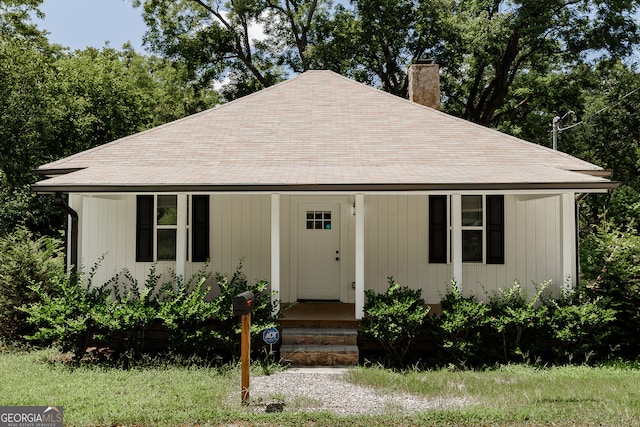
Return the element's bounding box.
[209,194,272,287]
[71,194,138,286]
[363,194,568,305]
[364,195,449,304]
[69,192,571,303]
[71,193,274,291]
[463,194,563,300]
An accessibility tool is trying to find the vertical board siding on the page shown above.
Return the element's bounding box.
[210,194,271,284]
[364,195,450,302]
[73,192,568,305]
[364,194,565,304]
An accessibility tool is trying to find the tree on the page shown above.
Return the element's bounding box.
[135,0,640,123]
[0,0,46,41]
[0,32,219,236]
[134,0,333,98]
[424,0,640,127]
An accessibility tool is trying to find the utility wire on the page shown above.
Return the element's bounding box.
[558,85,640,132]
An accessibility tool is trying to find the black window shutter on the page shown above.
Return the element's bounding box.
[191,195,210,262]
[429,195,447,264]
[486,195,505,264]
[136,195,154,262]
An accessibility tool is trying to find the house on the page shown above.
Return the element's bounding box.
[33,64,614,320]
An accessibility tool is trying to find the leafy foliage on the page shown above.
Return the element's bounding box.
[211,260,279,356]
[434,281,615,367]
[157,267,218,354]
[543,292,616,363]
[362,277,430,366]
[435,282,491,366]
[580,218,640,358]
[24,260,279,361]
[486,282,548,362]
[0,227,65,343]
[24,261,111,360]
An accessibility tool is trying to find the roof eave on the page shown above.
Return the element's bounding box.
[31,181,618,194]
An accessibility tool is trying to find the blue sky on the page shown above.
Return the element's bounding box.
[38,0,147,51]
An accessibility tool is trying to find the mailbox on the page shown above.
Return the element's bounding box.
[233,291,255,316]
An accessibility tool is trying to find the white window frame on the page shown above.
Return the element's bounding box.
[154,194,190,262]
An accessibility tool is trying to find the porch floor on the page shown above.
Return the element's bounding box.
[279,303,359,329]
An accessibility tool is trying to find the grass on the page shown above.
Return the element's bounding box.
[1,348,639,426]
[348,363,640,426]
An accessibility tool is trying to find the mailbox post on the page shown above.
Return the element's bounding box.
[233,291,254,405]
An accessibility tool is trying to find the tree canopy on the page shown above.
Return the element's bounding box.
[0,2,219,235]
[134,0,640,124]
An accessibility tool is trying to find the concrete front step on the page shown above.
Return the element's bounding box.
[280,344,359,366]
[282,328,358,346]
[280,328,359,366]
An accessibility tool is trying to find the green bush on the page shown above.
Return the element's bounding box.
[25,261,111,360]
[210,260,279,357]
[157,266,218,354]
[362,277,431,366]
[0,226,65,343]
[25,259,279,361]
[95,267,159,353]
[580,218,640,358]
[435,282,491,366]
[435,280,619,367]
[486,282,549,362]
[543,291,615,363]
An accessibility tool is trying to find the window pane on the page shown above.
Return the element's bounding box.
[157,195,177,225]
[157,229,177,260]
[462,230,482,262]
[462,195,483,226]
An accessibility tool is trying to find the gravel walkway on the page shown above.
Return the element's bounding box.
[245,367,471,416]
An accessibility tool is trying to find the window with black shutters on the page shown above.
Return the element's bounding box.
[428,194,504,265]
[136,195,210,262]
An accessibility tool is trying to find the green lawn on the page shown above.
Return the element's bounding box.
[1,348,639,426]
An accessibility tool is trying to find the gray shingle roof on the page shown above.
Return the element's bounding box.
[33,70,614,192]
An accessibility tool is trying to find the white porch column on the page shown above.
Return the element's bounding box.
[175,193,188,279]
[451,194,463,292]
[271,193,281,315]
[560,193,576,295]
[355,194,365,320]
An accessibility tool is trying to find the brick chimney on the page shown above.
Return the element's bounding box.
[408,59,440,110]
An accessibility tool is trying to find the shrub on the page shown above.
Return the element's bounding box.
[157,266,218,354]
[210,260,279,357]
[95,267,159,353]
[25,261,111,360]
[25,259,279,361]
[580,219,640,358]
[0,227,65,343]
[435,282,491,366]
[486,282,549,362]
[361,277,430,366]
[542,291,616,363]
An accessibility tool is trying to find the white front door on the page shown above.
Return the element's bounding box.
[297,202,341,300]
